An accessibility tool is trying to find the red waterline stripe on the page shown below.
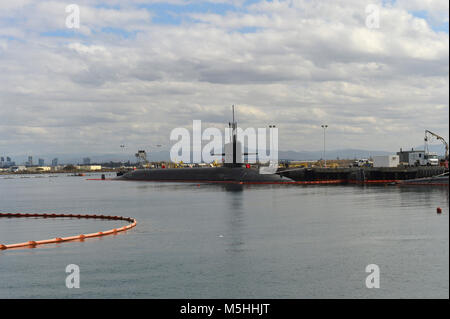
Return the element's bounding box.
[89,178,346,185]
[296,179,346,184]
[348,179,399,184]
[398,182,448,186]
[93,178,434,185]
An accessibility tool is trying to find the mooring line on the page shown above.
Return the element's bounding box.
[0,213,137,250]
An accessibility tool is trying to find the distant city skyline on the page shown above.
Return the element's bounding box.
[1,143,446,167]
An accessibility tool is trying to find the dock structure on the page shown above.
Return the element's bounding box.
[278,166,448,183]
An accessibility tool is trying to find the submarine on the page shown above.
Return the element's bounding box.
[118,106,293,184]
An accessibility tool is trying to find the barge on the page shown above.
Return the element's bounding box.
[277,166,448,184]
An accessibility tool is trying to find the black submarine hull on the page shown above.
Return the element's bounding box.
[118,167,293,183]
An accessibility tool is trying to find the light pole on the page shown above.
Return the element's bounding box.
[269,125,276,162]
[321,124,328,167]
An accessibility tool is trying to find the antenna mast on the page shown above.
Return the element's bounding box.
[232,104,235,124]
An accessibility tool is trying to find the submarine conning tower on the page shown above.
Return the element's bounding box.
[221,104,254,168]
[226,104,239,168]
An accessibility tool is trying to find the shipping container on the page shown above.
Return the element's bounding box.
[373,155,399,167]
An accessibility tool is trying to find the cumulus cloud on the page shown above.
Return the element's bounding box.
[0,0,448,158]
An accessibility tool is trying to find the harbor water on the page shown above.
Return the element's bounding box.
[0,173,448,298]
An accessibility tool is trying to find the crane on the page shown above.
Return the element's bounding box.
[135,150,148,167]
[425,130,449,160]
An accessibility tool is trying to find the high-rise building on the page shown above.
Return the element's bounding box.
[38,158,44,166]
[27,156,33,166]
[52,158,58,166]
[83,157,91,165]
[2,157,14,167]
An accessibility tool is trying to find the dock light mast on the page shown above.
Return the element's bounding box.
[232,105,237,165]
[321,124,328,168]
[269,124,276,166]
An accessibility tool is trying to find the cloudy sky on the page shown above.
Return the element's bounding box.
[0,0,448,158]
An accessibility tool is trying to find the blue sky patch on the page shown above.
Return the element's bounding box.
[138,0,261,25]
[41,30,88,39]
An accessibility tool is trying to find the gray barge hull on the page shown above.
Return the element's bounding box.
[278,166,448,183]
